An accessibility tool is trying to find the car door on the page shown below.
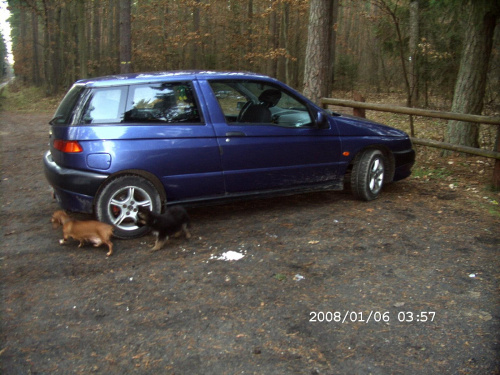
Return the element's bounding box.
[204,79,343,193]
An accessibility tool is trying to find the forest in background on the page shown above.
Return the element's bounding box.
[0,25,7,78]
[1,0,497,107]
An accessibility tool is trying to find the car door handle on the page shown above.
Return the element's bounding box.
[225,131,246,137]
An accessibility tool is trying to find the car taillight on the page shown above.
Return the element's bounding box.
[53,140,83,153]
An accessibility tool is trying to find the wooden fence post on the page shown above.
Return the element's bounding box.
[352,92,366,118]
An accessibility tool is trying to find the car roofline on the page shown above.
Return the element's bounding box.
[75,70,274,88]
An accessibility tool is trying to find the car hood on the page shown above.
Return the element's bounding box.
[331,114,408,138]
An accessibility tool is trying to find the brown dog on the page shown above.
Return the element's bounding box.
[51,210,114,257]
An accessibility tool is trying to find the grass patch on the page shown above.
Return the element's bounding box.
[481,195,500,217]
[0,83,61,113]
[412,166,454,181]
[487,205,500,218]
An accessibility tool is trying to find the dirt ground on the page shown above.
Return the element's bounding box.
[1,110,499,374]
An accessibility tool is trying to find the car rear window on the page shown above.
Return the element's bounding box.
[50,84,86,125]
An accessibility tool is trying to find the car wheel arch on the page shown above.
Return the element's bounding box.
[94,169,167,211]
[343,146,397,201]
[347,146,395,183]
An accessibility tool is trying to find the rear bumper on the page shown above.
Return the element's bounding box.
[43,151,108,213]
[49,186,95,213]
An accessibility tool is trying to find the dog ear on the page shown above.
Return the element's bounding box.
[51,216,61,229]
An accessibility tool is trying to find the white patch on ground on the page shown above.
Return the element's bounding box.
[210,250,245,261]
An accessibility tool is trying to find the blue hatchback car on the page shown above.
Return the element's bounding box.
[44,71,415,238]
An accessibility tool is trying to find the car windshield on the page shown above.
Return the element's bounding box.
[50,84,85,125]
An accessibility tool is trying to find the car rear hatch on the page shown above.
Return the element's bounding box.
[48,84,87,166]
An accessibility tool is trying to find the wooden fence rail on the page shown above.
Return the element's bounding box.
[320,97,500,188]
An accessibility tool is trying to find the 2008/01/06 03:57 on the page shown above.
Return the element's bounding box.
[309,311,436,323]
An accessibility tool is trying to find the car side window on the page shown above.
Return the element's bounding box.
[209,82,247,122]
[209,80,313,128]
[124,82,202,124]
[81,87,127,124]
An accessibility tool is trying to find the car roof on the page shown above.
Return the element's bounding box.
[75,71,276,87]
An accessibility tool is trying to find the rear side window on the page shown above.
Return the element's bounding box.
[81,87,127,124]
[124,82,202,124]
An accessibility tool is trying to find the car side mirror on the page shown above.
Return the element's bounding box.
[315,111,329,129]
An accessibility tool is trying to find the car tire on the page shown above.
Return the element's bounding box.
[95,175,162,239]
[351,149,385,201]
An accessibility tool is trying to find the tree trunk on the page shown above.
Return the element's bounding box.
[328,0,339,95]
[41,1,61,95]
[409,0,419,103]
[282,1,290,85]
[31,10,41,85]
[191,0,200,69]
[303,0,334,105]
[268,0,278,78]
[445,0,499,150]
[372,0,412,106]
[77,0,88,78]
[19,8,27,84]
[59,4,74,87]
[119,0,132,74]
[247,0,254,69]
[91,1,101,75]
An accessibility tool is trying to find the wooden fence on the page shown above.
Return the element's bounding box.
[320,98,500,188]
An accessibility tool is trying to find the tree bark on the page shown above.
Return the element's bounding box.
[328,0,339,94]
[303,0,334,105]
[77,0,88,78]
[268,0,278,78]
[409,0,418,103]
[91,1,101,75]
[41,1,61,95]
[31,10,41,85]
[119,0,132,74]
[19,7,27,83]
[373,0,412,106]
[191,0,200,69]
[445,0,499,150]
